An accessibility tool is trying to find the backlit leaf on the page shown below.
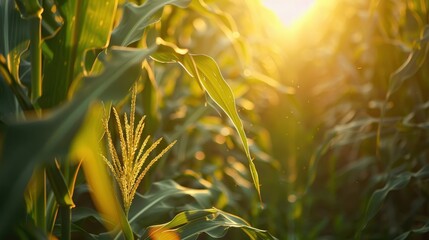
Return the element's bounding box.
[110,0,191,47]
[151,40,260,200]
[182,54,260,199]
[143,208,277,240]
[41,0,118,107]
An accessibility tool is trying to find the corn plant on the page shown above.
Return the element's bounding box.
[0,0,277,239]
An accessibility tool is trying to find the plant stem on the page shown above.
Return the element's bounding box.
[34,170,46,232]
[30,16,42,103]
[60,206,71,240]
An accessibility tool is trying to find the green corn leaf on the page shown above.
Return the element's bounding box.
[110,179,216,239]
[359,165,429,234]
[40,0,64,40]
[0,0,30,83]
[110,0,191,47]
[182,54,261,200]
[151,39,261,201]
[45,162,74,207]
[70,179,216,239]
[393,221,429,240]
[0,46,155,237]
[40,0,118,108]
[387,25,429,98]
[0,0,62,111]
[15,0,43,18]
[128,180,215,224]
[143,208,278,240]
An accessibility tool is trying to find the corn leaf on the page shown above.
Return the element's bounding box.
[183,54,260,200]
[45,163,74,207]
[151,41,260,200]
[40,0,118,107]
[387,25,429,98]
[143,208,278,240]
[393,221,429,240]
[40,0,64,40]
[359,165,429,234]
[0,0,29,70]
[110,0,191,47]
[15,0,42,18]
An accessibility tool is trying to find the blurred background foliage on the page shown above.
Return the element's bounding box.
[1,0,429,239]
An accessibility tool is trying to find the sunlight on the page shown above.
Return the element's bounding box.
[262,0,316,27]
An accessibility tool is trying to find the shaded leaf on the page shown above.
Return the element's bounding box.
[387,25,429,97]
[15,0,43,18]
[45,162,74,207]
[393,221,429,240]
[41,0,118,107]
[359,165,429,233]
[0,0,30,83]
[40,0,64,40]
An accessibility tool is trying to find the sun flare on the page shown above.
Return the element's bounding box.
[262,0,316,27]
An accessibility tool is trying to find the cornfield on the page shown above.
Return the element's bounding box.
[1,0,428,239]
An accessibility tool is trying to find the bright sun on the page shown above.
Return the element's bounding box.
[262,0,316,27]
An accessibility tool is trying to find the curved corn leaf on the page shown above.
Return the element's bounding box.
[110,179,217,239]
[151,39,261,200]
[393,221,429,240]
[0,46,155,238]
[110,0,191,47]
[359,165,429,234]
[387,25,429,98]
[128,180,216,223]
[41,0,118,107]
[183,54,260,200]
[143,208,278,240]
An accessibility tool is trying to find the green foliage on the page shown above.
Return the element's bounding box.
[143,208,277,240]
[0,0,272,239]
[2,0,428,239]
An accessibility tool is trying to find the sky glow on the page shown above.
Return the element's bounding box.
[262,0,316,26]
